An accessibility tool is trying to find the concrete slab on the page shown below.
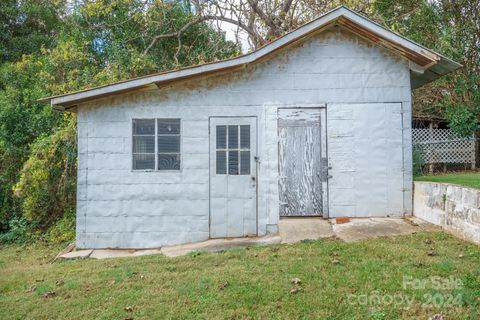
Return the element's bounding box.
[406,216,442,232]
[58,217,440,259]
[60,249,93,259]
[161,235,281,257]
[278,218,334,244]
[332,218,422,242]
[89,249,163,260]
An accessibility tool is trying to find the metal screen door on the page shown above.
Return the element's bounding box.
[209,117,257,238]
[278,108,327,216]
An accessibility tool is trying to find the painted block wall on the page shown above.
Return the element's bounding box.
[414,182,480,244]
[76,26,412,248]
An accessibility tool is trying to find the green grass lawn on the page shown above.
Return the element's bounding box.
[1,232,479,319]
[414,171,480,189]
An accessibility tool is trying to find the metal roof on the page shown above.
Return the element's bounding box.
[40,6,461,110]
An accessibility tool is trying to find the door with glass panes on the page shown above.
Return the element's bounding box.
[209,117,257,238]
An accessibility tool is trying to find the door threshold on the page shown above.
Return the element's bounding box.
[280,216,325,219]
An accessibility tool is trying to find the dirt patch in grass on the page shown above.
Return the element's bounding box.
[0,232,479,319]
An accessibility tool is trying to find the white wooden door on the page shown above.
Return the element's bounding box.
[278,108,328,216]
[209,117,257,238]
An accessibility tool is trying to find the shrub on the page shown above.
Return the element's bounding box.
[412,145,425,176]
[44,208,75,245]
[0,216,35,244]
[12,120,76,231]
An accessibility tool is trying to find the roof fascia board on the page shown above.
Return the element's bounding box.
[340,8,439,63]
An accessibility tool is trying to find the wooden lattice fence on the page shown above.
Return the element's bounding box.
[412,128,476,165]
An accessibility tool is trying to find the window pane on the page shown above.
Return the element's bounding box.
[240,151,250,175]
[133,154,155,170]
[158,136,180,153]
[157,119,180,135]
[216,151,227,174]
[228,151,239,175]
[228,125,238,149]
[158,154,180,170]
[133,119,155,135]
[216,126,227,149]
[133,136,155,153]
[240,125,250,149]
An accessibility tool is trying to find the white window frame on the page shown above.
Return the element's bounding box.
[132,118,182,172]
[215,124,251,175]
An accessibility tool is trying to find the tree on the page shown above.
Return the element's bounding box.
[0,0,239,238]
[0,0,65,64]
[143,0,374,51]
[144,0,478,137]
[375,0,479,136]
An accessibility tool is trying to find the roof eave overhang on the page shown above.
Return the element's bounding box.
[40,6,461,110]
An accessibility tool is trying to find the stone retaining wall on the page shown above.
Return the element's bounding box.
[414,181,480,244]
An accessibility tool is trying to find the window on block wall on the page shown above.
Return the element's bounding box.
[132,119,181,170]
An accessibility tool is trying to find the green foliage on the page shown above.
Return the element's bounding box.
[0,0,65,63]
[412,145,425,177]
[375,0,480,136]
[44,208,75,244]
[445,103,478,137]
[0,0,239,241]
[0,55,63,230]
[0,217,33,244]
[13,120,77,230]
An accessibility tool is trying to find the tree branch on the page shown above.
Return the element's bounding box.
[144,14,264,55]
[247,0,282,37]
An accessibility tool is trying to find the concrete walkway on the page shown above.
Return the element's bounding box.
[331,217,434,242]
[279,218,334,243]
[161,235,281,257]
[59,217,438,260]
[60,235,281,260]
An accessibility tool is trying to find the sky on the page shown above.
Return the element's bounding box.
[220,21,251,52]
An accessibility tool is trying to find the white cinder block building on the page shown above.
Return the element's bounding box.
[41,7,460,249]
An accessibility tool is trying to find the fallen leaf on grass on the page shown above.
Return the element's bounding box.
[219,282,229,290]
[290,287,301,294]
[124,306,133,312]
[332,259,340,264]
[290,278,301,285]
[42,291,56,299]
[26,285,36,293]
[427,250,436,256]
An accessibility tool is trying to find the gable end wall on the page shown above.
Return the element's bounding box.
[76,27,412,249]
